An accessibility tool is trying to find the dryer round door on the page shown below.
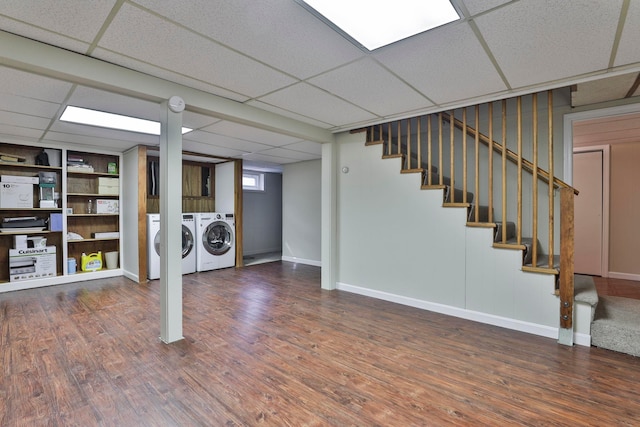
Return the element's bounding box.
[202,220,233,256]
[154,225,195,258]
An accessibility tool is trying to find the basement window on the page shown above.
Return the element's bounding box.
[298,0,460,51]
[243,171,265,192]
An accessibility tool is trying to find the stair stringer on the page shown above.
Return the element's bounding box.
[335,133,567,342]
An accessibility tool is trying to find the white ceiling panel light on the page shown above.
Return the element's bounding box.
[60,106,192,135]
[299,0,460,51]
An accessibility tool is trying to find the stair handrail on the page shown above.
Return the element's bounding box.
[441,112,578,196]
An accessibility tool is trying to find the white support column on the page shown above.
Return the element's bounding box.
[159,97,184,344]
[321,141,337,290]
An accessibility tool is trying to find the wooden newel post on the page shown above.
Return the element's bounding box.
[558,187,575,345]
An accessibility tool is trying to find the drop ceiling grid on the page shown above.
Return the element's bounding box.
[0,93,61,119]
[257,83,377,128]
[241,151,306,164]
[474,0,623,89]
[260,147,319,161]
[47,122,159,144]
[96,3,296,99]
[283,140,322,156]
[613,0,640,67]
[182,140,246,159]
[204,121,303,147]
[131,0,365,81]
[374,21,506,105]
[460,0,513,16]
[0,15,91,55]
[0,110,52,130]
[0,0,117,43]
[66,86,164,122]
[185,131,273,153]
[245,99,335,130]
[0,67,73,102]
[571,73,639,106]
[0,124,45,141]
[92,48,251,103]
[308,57,434,117]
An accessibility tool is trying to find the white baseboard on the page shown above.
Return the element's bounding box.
[336,282,589,346]
[573,332,591,347]
[608,271,640,282]
[281,256,321,267]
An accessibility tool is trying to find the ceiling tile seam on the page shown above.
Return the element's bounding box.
[465,18,511,91]
[194,132,274,149]
[248,98,346,129]
[0,17,89,48]
[127,1,306,83]
[85,0,127,56]
[608,0,630,69]
[38,84,81,143]
[369,57,439,107]
[91,45,251,101]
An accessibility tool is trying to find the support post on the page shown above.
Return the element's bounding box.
[558,187,575,346]
[159,97,184,344]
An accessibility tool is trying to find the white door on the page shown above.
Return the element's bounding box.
[573,150,603,276]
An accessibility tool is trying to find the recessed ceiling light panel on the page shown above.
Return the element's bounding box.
[60,106,192,135]
[300,0,460,50]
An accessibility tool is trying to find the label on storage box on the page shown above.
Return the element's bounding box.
[0,183,33,208]
[9,246,57,282]
[96,199,119,214]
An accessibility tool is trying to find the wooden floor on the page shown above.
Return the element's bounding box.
[2,263,640,426]
[593,276,640,300]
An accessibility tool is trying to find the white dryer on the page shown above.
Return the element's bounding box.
[195,212,236,272]
[146,213,197,280]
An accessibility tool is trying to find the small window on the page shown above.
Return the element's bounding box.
[243,171,265,191]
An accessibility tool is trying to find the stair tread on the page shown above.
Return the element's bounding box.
[592,296,640,357]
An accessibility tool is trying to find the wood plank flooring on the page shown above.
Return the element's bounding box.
[2,262,640,426]
[593,276,640,300]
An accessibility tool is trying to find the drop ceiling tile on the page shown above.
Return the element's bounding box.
[308,58,432,117]
[0,66,73,102]
[0,93,60,118]
[241,152,303,164]
[98,3,296,98]
[0,125,45,140]
[204,121,301,147]
[475,0,622,88]
[572,73,639,106]
[185,130,272,153]
[257,83,377,127]
[42,132,151,152]
[282,140,322,155]
[0,0,117,43]
[257,147,319,161]
[131,0,365,80]
[0,110,51,130]
[46,123,159,145]
[460,0,513,16]
[92,48,250,103]
[374,22,506,105]
[245,100,334,129]
[67,86,164,121]
[614,0,640,67]
[183,140,246,158]
[0,18,90,54]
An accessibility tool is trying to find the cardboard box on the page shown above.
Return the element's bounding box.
[9,246,57,282]
[0,183,33,208]
[1,175,39,184]
[96,199,119,214]
[98,177,119,195]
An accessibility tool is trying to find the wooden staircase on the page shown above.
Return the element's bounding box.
[361,91,580,344]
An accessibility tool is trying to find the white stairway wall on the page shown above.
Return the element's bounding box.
[336,132,566,341]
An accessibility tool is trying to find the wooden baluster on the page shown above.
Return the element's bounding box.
[387,122,392,156]
[450,110,455,202]
[474,105,480,222]
[378,124,383,143]
[397,120,402,155]
[517,97,522,246]
[427,115,433,185]
[407,118,412,169]
[532,93,538,268]
[439,113,443,186]
[417,117,422,172]
[488,102,494,223]
[462,108,468,204]
[501,100,507,243]
[548,90,555,269]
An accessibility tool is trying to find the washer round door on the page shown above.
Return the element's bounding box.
[202,220,233,255]
[154,225,195,258]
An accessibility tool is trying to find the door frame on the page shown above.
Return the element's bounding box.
[573,145,610,277]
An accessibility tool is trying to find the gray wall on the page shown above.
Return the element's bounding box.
[242,172,282,256]
[282,160,321,265]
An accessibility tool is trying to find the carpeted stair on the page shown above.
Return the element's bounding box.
[575,274,640,357]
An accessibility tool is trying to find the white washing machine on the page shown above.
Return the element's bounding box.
[146,213,197,280]
[195,212,236,272]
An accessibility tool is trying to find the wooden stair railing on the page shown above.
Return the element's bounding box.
[361,89,578,337]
